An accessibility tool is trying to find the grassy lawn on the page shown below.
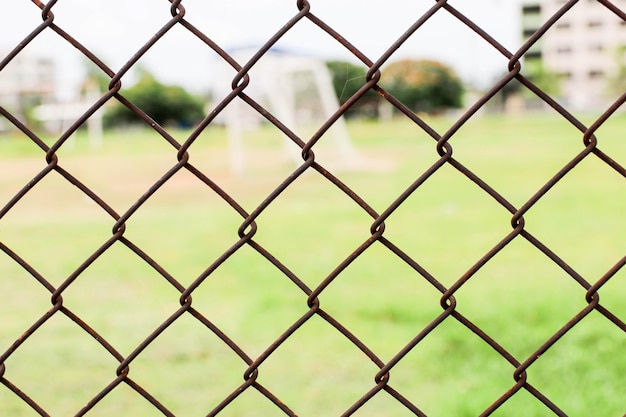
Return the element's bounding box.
[0,113,625,416]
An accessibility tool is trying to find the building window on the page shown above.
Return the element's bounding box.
[587,20,602,28]
[556,46,572,53]
[557,72,572,79]
[588,70,604,78]
[523,29,537,37]
[523,5,541,14]
[555,21,571,29]
[525,51,542,60]
[589,44,604,52]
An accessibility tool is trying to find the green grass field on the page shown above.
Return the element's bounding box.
[1,113,625,416]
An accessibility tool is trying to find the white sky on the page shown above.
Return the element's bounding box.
[0,0,523,99]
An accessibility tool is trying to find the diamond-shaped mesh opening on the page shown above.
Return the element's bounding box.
[376,3,512,99]
[306,0,434,59]
[58,242,183,354]
[382,162,512,287]
[450,113,588,207]
[188,244,308,358]
[0,172,113,286]
[43,132,179,211]
[318,241,443,360]
[2,313,120,416]
[330,119,440,210]
[119,168,247,286]
[249,168,375,288]
[453,237,590,359]
[250,314,382,416]
[126,313,250,416]
[387,317,515,416]
[524,311,626,416]
[525,155,626,277]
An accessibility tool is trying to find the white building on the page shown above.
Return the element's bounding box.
[0,51,56,131]
[521,0,626,111]
[0,52,55,106]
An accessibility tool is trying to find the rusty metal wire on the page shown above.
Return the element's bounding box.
[1,0,624,416]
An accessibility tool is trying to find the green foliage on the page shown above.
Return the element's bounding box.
[326,61,370,103]
[104,69,205,128]
[326,60,380,118]
[381,59,464,113]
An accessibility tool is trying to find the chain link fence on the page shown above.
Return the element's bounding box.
[1,0,625,416]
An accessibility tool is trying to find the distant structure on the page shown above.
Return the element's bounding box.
[0,50,102,144]
[0,52,55,130]
[32,80,104,147]
[521,0,626,111]
[520,2,543,68]
[212,47,357,174]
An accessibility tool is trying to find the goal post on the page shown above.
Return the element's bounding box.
[213,47,359,174]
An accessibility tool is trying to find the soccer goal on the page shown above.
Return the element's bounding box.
[213,47,359,174]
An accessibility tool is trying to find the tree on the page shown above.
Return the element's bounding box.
[381,59,464,114]
[326,60,381,118]
[105,69,205,128]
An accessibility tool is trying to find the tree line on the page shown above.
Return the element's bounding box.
[102,59,465,128]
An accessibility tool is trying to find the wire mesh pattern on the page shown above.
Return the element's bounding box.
[1,0,625,416]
